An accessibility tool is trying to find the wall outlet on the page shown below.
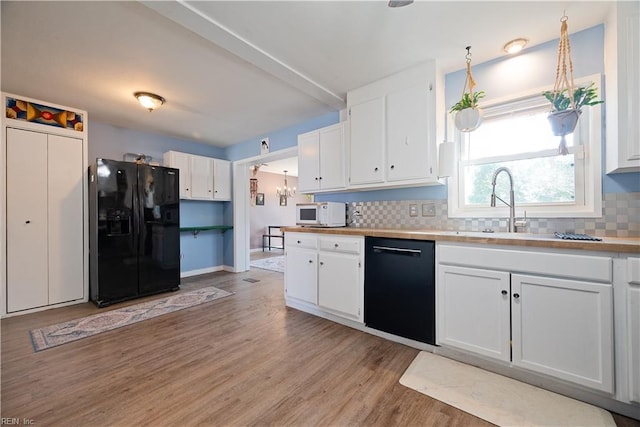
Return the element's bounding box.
[422,203,436,217]
[353,203,363,217]
[409,204,418,217]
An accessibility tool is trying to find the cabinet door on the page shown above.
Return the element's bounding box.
[190,155,213,200]
[298,130,320,192]
[511,274,614,393]
[349,97,385,185]
[212,159,231,201]
[6,128,49,312]
[386,85,432,181]
[285,247,318,304]
[166,151,191,199]
[48,134,84,304]
[628,278,640,403]
[437,264,511,361]
[318,123,346,190]
[318,252,361,321]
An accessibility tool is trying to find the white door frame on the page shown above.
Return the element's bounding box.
[232,147,298,272]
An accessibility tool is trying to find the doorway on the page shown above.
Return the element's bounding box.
[232,147,298,273]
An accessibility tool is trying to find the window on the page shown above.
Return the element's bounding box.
[448,75,602,219]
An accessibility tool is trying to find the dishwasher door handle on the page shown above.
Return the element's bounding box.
[372,245,421,255]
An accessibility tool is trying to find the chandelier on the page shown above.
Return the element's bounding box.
[276,170,296,200]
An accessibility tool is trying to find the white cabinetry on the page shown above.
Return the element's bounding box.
[212,158,231,200]
[284,232,364,323]
[386,84,435,182]
[284,233,318,304]
[347,61,443,189]
[164,151,191,198]
[605,0,640,173]
[298,123,347,193]
[349,97,385,185]
[318,236,363,322]
[627,257,640,403]
[511,274,613,392]
[190,154,214,200]
[437,265,510,361]
[163,151,231,201]
[6,127,84,313]
[437,244,614,393]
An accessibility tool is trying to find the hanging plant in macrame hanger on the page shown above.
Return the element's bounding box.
[450,46,485,132]
[544,13,603,155]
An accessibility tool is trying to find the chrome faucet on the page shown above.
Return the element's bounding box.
[490,167,516,232]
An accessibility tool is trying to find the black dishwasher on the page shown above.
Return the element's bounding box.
[364,237,436,345]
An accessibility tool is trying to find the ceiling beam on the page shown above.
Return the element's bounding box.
[140,0,346,111]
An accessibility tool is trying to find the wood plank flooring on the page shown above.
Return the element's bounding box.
[1,268,637,426]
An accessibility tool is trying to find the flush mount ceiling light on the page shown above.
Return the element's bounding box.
[388,0,413,7]
[503,38,529,54]
[134,92,165,112]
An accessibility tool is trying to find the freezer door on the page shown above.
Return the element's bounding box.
[137,164,180,295]
[93,159,139,304]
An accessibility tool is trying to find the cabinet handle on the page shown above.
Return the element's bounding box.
[308,260,313,264]
[209,190,212,192]
[319,177,322,180]
[297,240,301,244]
[390,165,395,169]
[374,167,379,172]
[315,177,319,181]
[501,290,507,295]
[186,188,189,191]
[25,220,31,224]
[334,243,339,248]
[513,293,520,299]
[320,261,324,266]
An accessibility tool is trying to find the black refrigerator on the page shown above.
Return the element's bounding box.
[89,158,180,307]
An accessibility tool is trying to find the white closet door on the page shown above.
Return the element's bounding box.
[6,128,49,312]
[48,134,84,304]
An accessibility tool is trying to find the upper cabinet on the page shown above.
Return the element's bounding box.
[348,97,385,185]
[163,151,232,201]
[605,1,640,173]
[347,61,444,190]
[298,122,347,193]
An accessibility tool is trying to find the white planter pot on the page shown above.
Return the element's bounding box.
[548,109,581,136]
[454,107,483,132]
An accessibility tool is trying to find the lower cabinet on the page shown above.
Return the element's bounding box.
[437,244,614,394]
[285,246,318,304]
[511,274,613,393]
[284,232,364,323]
[627,258,640,403]
[318,237,363,321]
[437,265,510,361]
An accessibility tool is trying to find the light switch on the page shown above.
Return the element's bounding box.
[409,204,418,217]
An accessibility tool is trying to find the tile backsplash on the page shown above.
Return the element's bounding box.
[347,192,639,238]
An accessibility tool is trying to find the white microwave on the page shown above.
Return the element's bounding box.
[296,202,346,227]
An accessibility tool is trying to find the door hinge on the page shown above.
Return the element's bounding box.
[429,83,433,91]
[358,308,361,316]
[348,108,351,116]
[430,167,433,174]
[358,261,361,268]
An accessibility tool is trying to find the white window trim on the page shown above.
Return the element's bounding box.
[447,74,602,219]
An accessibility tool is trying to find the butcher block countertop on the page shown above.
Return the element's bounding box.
[280,227,640,254]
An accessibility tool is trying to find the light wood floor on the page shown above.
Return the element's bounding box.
[1,269,637,426]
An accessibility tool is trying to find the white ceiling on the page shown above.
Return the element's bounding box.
[1,1,614,148]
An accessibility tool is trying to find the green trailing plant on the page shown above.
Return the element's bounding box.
[449,91,485,113]
[542,82,603,112]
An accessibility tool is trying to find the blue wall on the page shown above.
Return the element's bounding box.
[225,111,339,161]
[89,122,230,274]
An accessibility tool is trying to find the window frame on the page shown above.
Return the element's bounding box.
[447,74,602,219]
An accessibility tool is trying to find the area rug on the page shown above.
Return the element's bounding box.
[399,351,615,426]
[250,255,285,273]
[29,286,233,352]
